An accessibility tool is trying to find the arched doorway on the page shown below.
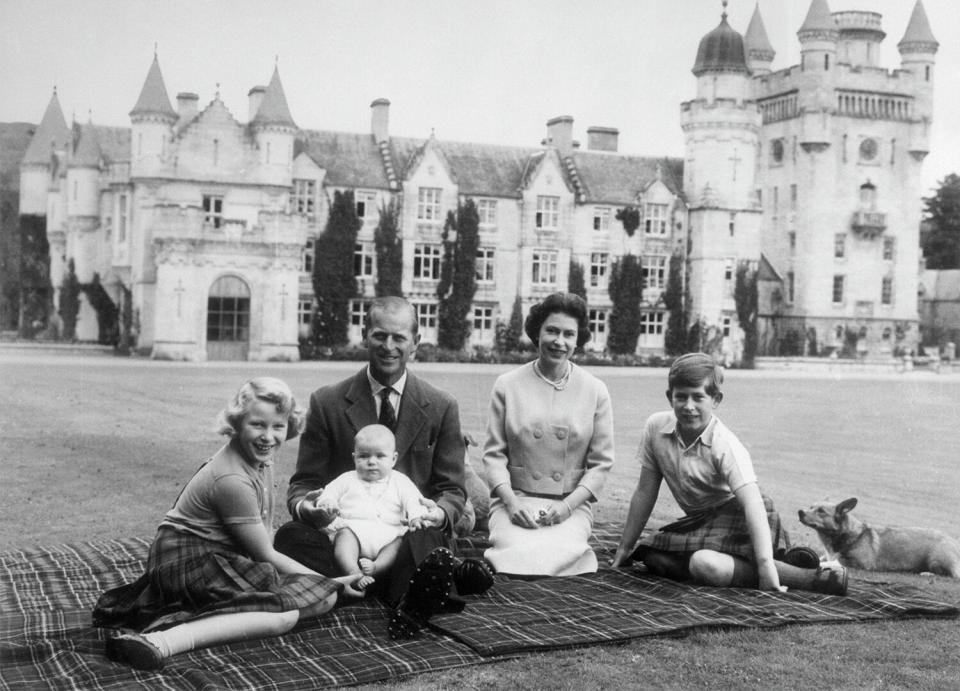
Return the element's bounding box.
[206,275,250,360]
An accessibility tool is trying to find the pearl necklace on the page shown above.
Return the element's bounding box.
[533,360,572,391]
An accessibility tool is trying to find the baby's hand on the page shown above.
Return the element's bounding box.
[313,500,340,524]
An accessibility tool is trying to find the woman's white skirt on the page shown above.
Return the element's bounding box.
[484,494,597,576]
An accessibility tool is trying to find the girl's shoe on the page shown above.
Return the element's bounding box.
[106,631,165,670]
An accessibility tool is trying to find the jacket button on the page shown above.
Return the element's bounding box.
[532,471,542,480]
[533,428,543,439]
[552,472,562,482]
[556,429,567,440]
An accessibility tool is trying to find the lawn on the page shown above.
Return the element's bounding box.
[2,352,959,688]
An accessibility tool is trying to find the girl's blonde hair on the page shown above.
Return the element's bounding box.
[216,377,306,441]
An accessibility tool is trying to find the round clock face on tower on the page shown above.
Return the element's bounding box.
[859,138,878,162]
[770,138,784,164]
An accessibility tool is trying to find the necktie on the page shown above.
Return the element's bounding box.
[378,387,396,431]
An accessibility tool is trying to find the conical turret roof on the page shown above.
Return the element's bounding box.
[744,4,775,61]
[693,12,748,76]
[129,54,177,120]
[22,89,72,165]
[798,0,837,37]
[899,0,938,52]
[251,66,296,128]
[70,124,102,168]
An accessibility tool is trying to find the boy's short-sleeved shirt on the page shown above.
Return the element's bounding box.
[638,410,757,514]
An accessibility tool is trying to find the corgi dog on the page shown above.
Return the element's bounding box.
[798,498,960,577]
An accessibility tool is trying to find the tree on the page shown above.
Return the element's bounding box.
[922,173,960,269]
[18,214,52,337]
[615,206,641,237]
[312,190,360,347]
[80,273,120,345]
[734,260,759,367]
[496,294,524,353]
[607,254,644,355]
[374,199,403,296]
[663,250,687,355]
[437,199,479,350]
[568,259,586,300]
[59,259,80,341]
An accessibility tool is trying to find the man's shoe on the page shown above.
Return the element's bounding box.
[388,547,454,640]
[453,557,495,596]
[811,565,849,596]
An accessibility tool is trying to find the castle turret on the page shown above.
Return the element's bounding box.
[898,0,938,129]
[65,124,102,283]
[129,54,177,178]
[744,4,775,77]
[797,0,838,74]
[250,66,296,186]
[20,88,71,215]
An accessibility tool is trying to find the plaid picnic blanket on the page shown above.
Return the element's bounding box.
[1,525,957,690]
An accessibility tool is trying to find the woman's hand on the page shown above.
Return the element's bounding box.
[535,500,572,527]
[507,501,540,529]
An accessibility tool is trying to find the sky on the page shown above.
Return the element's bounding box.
[1,0,958,194]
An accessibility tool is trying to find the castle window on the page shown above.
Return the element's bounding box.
[787,271,795,303]
[883,236,895,261]
[531,250,558,285]
[413,243,442,279]
[641,254,668,292]
[593,206,611,231]
[117,194,128,243]
[292,179,316,221]
[354,242,376,278]
[535,196,560,230]
[417,187,442,222]
[476,247,495,282]
[473,306,495,340]
[824,54,830,71]
[729,213,735,237]
[926,65,931,82]
[832,275,845,304]
[302,238,314,273]
[724,258,735,291]
[881,277,893,306]
[790,184,797,211]
[355,191,377,221]
[477,199,498,227]
[213,139,219,166]
[414,302,438,330]
[298,299,314,327]
[834,234,846,259]
[588,309,608,338]
[789,232,796,253]
[589,252,609,288]
[643,203,668,235]
[859,138,878,162]
[203,195,223,229]
[639,311,665,336]
[770,138,784,165]
[722,314,732,337]
[350,299,370,327]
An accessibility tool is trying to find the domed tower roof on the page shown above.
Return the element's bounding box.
[693,5,748,76]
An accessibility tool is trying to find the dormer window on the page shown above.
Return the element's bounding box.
[535,196,559,230]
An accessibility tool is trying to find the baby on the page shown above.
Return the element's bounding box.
[313,424,428,593]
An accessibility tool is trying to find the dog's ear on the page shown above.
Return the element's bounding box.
[837,497,858,515]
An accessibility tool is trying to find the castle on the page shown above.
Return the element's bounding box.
[17,0,937,361]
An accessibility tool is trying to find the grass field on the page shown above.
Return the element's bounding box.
[3,352,959,689]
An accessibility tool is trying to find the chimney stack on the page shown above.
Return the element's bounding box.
[544,115,575,152]
[248,85,266,122]
[587,126,619,152]
[176,92,199,121]
[371,98,391,143]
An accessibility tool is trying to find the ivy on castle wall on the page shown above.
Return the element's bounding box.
[663,250,687,356]
[312,190,360,347]
[615,205,640,238]
[374,199,403,297]
[436,199,479,351]
[734,260,759,368]
[80,272,120,345]
[567,260,586,301]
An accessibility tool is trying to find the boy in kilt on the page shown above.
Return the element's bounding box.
[611,354,847,595]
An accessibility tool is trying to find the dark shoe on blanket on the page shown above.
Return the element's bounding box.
[811,565,849,596]
[388,547,455,640]
[453,557,495,596]
[106,631,165,670]
[781,546,821,570]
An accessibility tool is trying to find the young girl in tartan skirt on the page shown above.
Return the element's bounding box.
[93,377,361,671]
[611,354,848,595]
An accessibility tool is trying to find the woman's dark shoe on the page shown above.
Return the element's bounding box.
[453,557,495,596]
[388,547,454,640]
[782,546,821,570]
[106,631,165,670]
[811,565,849,596]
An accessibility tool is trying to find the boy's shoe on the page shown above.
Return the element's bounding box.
[106,631,165,670]
[388,547,454,640]
[453,557,495,596]
[811,565,849,596]
[781,546,821,570]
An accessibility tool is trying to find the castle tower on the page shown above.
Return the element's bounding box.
[744,4,775,77]
[19,88,71,215]
[129,54,177,179]
[681,2,762,336]
[249,66,296,186]
[66,124,102,282]
[898,0,938,157]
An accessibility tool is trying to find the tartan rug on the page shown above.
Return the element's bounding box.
[2,525,957,690]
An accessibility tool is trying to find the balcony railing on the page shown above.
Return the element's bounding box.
[851,210,886,238]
